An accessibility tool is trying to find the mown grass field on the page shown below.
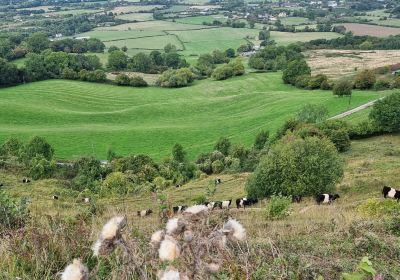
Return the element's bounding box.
[1,134,400,279]
[0,72,387,160]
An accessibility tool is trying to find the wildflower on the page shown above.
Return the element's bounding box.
[223,219,246,241]
[61,259,89,280]
[159,235,180,261]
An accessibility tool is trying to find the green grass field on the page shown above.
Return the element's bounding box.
[280,16,313,26]
[270,31,342,45]
[0,72,386,160]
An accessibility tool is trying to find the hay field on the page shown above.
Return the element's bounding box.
[339,23,400,37]
[305,49,400,78]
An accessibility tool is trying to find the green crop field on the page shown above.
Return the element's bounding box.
[270,31,342,45]
[0,72,386,160]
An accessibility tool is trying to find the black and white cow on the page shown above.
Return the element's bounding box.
[22,178,31,183]
[172,205,187,214]
[236,197,258,209]
[221,199,232,209]
[175,184,182,188]
[52,195,59,200]
[382,186,400,201]
[292,196,302,203]
[215,178,222,185]
[204,201,216,210]
[82,197,90,203]
[137,209,153,217]
[315,194,340,205]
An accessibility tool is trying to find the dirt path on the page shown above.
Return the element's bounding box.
[329,97,384,120]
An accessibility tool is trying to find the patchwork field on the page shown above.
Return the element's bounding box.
[110,5,164,14]
[0,72,386,160]
[115,12,154,21]
[95,20,211,32]
[173,14,227,25]
[338,23,400,37]
[270,31,341,45]
[280,16,314,26]
[305,49,400,78]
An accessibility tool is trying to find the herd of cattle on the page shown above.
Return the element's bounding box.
[1,178,399,217]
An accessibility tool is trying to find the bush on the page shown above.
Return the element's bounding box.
[0,190,29,229]
[333,79,352,97]
[61,67,79,80]
[157,68,194,88]
[391,76,400,88]
[374,79,391,90]
[229,58,245,76]
[211,160,224,174]
[24,136,54,161]
[265,195,292,220]
[296,104,328,124]
[349,120,380,139]
[28,154,56,180]
[246,136,344,199]
[370,92,400,132]
[354,69,376,90]
[102,172,133,195]
[130,75,148,87]
[326,129,351,152]
[294,75,311,88]
[214,137,231,156]
[211,64,234,80]
[282,59,311,85]
[320,79,333,90]
[308,74,328,89]
[358,198,400,217]
[115,73,131,86]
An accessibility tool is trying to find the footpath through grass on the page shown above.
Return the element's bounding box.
[0,72,387,160]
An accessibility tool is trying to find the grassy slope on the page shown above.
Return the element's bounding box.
[0,72,386,160]
[1,135,400,279]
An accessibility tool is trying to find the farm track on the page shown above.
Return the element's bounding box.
[329,97,384,119]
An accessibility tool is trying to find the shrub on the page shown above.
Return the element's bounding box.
[246,136,344,198]
[326,129,351,152]
[157,68,194,88]
[0,137,23,158]
[130,75,148,87]
[354,69,376,90]
[225,48,235,58]
[211,64,234,80]
[253,130,269,150]
[107,50,128,70]
[61,67,79,80]
[102,172,133,195]
[294,75,311,88]
[282,59,311,85]
[349,120,380,139]
[0,190,29,229]
[374,79,391,90]
[296,104,328,124]
[24,136,54,161]
[333,79,352,97]
[308,74,328,89]
[358,198,400,217]
[229,58,245,76]
[265,195,292,220]
[115,73,131,86]
[28,155,56,180]
[214,137,231,156]
[211,160,224,174]
[320,79,333,90]
[370,92,400,132]
[391,76,400,88]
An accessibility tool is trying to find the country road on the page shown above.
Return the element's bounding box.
[328,97,384,120]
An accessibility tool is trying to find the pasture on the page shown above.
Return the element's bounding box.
[115,12,154,21]
[1,134,400,279]
[270,31,341,45]
[0,72,386,160]
[305,49,400,78]
[110,5,164,14]
[338,23,400,37]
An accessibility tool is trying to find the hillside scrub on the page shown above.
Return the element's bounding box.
[369,92,400,132]
[246,135,344,199]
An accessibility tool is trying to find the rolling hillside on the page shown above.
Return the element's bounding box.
[0,72,387,160]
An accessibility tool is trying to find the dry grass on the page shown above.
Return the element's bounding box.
[305,49,400,78]
[338,23,400,37]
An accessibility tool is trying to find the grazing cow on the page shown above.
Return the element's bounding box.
[52,195,59,200]
[382,186,400,201]
[236,197,258,209]
[215,178,222,185]
[83,197,90,203]
[172,205,187,214]
[175,184,182,188]
[137,209,153,217]
[315,194,340,205]
[292,196,302,203]
[22,178,31,183]
[221,199,232,209]
[213,201,223,209]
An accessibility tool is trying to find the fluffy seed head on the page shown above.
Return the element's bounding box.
[159,235,180,261]
[223,219,246,241]
[92,216,126,256]
[150,230,165,249]
[206,263,220,274]
[61,259,89,280]
[184,205,208,215]
[166,218,185,235]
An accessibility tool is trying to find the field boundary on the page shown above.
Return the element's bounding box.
[329,97,384,120]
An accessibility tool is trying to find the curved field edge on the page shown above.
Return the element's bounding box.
[0,72,389,160]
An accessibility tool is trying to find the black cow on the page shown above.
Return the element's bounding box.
[137,209,153,217]
[22,178,31,183]
[172,205,187,214]
[52,195,59,200]
[236,197,258,209]
[382,186,400,201]
[315,194,340,205]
